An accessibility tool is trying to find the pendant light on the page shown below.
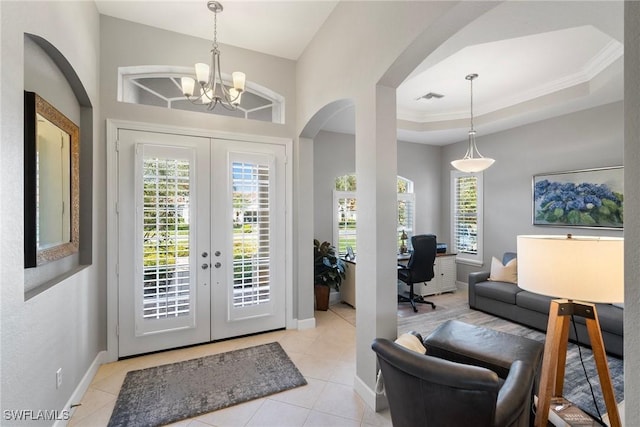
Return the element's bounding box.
[451,73,495,173]
[181,1,246,111]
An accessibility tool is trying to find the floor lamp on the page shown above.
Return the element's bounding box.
[517,235,623,427]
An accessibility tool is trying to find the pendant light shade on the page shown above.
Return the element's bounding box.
[451,74,495,173]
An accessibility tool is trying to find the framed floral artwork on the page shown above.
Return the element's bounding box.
[532,166,623,229]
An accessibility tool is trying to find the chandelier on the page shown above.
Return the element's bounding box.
[181,1,246,111]
[451,73,495,173]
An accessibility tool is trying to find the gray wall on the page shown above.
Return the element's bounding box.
[0,1,103,422]
[100,16,296,141]
[313,130,442,245]
[314,102,624,284]
[442,101,624,282]
[23,36,83,294]
[624,1,640,420]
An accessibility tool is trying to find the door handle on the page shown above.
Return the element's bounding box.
[202,263,210,270]
[214,262,222,268]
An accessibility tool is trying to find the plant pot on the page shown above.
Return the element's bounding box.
[314,284,330,311]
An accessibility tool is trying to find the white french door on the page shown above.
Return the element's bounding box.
[117,129,286,357]
[210,140,286,339]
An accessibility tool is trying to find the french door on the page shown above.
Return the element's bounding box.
[117,129,286,357]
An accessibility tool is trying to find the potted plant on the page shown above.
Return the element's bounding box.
[313,239,347,310]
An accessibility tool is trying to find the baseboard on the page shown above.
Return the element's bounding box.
[354,374,388,412]
[296,316,316,330]
[456,280,468,290]
[329,290,341,305]
[54,350,108,427]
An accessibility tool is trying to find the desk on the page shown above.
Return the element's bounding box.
[340,253,457,308]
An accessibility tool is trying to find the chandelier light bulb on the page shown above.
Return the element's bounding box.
[181,77,195,97]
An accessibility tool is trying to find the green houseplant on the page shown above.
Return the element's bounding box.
[313,239,346,310]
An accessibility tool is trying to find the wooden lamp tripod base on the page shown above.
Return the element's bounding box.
[534,299,621,427]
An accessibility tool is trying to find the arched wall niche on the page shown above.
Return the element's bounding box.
[23,33,94,300]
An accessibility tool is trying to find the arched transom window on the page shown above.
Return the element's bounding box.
[118,66,284,124]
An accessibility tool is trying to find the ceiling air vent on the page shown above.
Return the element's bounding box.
[417,92,444,101]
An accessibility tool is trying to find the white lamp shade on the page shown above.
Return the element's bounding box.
[181,77,195,97]
[232,72,246,91]
[517,235,623,303]
[451,157,495,173]
[195,63,210,84]
[229,87,242,106]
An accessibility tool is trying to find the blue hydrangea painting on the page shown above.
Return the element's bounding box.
[533,167,623,228]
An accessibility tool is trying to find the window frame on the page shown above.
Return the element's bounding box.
[332,175,416,256]
[117,66,285,124]
[450,170,484,266]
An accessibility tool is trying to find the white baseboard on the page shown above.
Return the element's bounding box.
[456,280,468,290]
[54,350,108,427]
[296,316,316,330]
[354,374,388,412]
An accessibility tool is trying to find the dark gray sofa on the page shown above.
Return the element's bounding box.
[468,252,624,358]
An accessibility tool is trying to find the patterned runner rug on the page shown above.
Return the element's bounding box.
[107,342,307,427]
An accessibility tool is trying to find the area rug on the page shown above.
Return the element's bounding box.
[107,342,307,427]
[397,291,624,419]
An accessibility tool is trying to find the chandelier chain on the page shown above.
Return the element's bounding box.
[469,76,474,131]
[181,1,245,111]
[213,8,219,50]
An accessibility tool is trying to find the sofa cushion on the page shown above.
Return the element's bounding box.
[488,256,518,284]
[516,291,552,314]
[475,281,521,304]
[572,304,624,336]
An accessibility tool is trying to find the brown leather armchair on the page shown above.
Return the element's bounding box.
[371,338,536,427]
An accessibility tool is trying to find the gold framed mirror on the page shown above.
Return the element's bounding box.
[24,91,80,267]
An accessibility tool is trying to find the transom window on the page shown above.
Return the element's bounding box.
[333,174,415,256]
[118,66,284,124]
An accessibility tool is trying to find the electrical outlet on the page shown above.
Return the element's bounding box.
[56,368,62,389]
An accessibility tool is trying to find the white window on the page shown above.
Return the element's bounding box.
[333,175,415,256]
[117,66,284,124]
[451,171,484,265]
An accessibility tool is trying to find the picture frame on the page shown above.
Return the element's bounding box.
[532,166,623,229]
[24,91,80,267]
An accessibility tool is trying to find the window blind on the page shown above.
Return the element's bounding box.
[453,175,478,255]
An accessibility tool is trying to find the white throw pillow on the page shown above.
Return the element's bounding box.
[488,256,518,284]
[394,333,427,354]
[375,333,426,394]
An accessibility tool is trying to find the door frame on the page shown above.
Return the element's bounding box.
[106,119,293,362]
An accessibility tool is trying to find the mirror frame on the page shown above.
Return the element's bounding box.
[24,91,80,267]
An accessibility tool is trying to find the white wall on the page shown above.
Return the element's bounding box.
[442,101,624,281]
[0,1,103,422]
[297,1,498,407]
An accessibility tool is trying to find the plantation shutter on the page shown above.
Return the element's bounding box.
[231,161,272,308]
[453,174,478,255]
[335,193,357,256]
[397,193,415,251]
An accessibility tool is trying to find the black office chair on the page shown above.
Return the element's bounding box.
[398,234,437,312]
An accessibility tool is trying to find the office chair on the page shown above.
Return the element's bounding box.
[398,234,437,312]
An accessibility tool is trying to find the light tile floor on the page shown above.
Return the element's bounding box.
[68,309,392,427]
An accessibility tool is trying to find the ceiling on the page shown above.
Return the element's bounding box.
[95,1,624,146]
